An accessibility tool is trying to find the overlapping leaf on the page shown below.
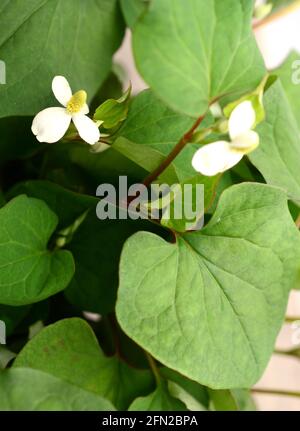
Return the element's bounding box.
[116,183,300,388]
[0,0,124,118]
[132,0,265,116]
[0,195,74,305]
[0,368,114,411]
[14,318,154,410]
[249,80,300,203]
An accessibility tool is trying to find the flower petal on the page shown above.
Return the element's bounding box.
[52,76,72,107]
[80,103,89,115]
[228,100,256,140]
[72,114,100,145]
[230,130,259,153]
[32,107,71,143]
[192,141,243,176]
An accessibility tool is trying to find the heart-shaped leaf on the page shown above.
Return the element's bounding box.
[14,318,154,410]
[116,183,300,388]
[132,0,265,116]
[0,195,74,305]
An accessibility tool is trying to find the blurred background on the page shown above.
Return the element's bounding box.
[114,2,300,411]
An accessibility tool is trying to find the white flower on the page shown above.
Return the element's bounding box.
[192,101,259,176]
[32,76,100,145]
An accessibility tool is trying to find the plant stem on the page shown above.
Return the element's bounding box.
[275,347,300,357]
[285,316,300,323]
[253,0,300,29]
[252,388,300,398]
[145,351,161,385]
[143,114,206,187]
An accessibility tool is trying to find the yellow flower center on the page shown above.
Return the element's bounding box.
[66,90,87,114]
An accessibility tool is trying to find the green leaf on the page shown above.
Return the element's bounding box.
[14,318,154,410]
[249,80,300,203]
[160,174,220,233]
[129,383,186,411]
[230,389,256,411]
[0,0,124,118]
[116,89,207,182]
[0,195,74,305]
[0,117,39,163]
[94,85,131,129]
[45,141,146,187]
[208,389,238,411]
[160,367,209,408]
[275,51,300,129]
[0,368,115,411]
[89,70,124,113]
[116,183,300,388]
[65,212,165,314]
[120,0,148,28]
[208,388,256,411]
[113,137,179,185]
[132,0,265,117]
[168,381,206,411]
[8,180,165,314]
[8,180,97,230]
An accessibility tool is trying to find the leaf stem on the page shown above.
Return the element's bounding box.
[252,388,300,398]
[142,114,206,187]
[253,0,300,29]
[145,351,161,385]
[274,347,300,357]
[285,316,300,323]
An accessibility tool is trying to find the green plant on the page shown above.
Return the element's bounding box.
[0,0,299,412]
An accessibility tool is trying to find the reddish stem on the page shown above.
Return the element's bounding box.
[143,114,206,187]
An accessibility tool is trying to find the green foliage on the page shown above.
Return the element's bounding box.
[14,318,154,410]
[115,89,203,182]
[275,51,300,128]
[0,195,74,305]
[94,85,131,129]
[249,80,300,203]
[116,184,300,388]
[120,0,148,28]
[129,383,186,411]
[160,174,220,232]
[0,0,299,413]
[0,0,124,118]
[132,0,266,116]
[0,368,115,411]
